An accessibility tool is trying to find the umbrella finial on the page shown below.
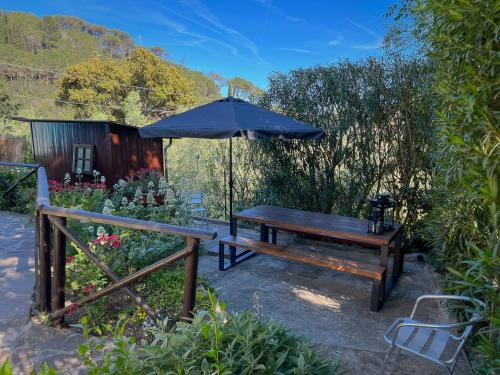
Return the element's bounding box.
[227,81,233,97]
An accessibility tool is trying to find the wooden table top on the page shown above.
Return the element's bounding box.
[233,205,401,247]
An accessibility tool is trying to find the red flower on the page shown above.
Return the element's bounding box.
[65,256,74,264]
[68,303,78,316]
[82,284,95,294]
[48,179,58,185]
[93,234,121,247]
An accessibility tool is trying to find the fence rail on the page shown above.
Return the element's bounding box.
[0,161,217,326]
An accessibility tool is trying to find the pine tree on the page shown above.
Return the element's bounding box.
[123,91,148,126]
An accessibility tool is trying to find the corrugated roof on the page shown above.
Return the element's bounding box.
[11,116,139,129]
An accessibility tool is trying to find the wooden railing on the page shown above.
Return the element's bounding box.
[0,162,217,326]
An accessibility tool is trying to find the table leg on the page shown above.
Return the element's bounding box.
[230,218,238,236]
[393,230,403,279]
[260,223,269,242]
[380,245,389,268]
[271,228,277,244]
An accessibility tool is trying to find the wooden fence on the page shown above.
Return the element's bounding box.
[0,161,217,326]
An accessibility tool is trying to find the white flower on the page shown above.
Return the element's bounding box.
[64,173,71,185]
[133,188,143,204]
[118,179,127,187]
[148,181,155,190]
[96,226,107,237]
[158,177,168,196]
[102,199,115,215]
[88,226,95,233]
[147,191,156,206]
[121,197,129,208]
[127,201,136,210]
[92,170,100,177]
[100,176,106,184]
[76,168,82,175]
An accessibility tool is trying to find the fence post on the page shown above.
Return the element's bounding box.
[182,237,200,319]
[37,213,51,312]
[52,217,66,326]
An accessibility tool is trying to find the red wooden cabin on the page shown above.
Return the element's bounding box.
[14,117,164,186]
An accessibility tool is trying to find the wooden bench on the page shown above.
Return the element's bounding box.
[219,235,387,311]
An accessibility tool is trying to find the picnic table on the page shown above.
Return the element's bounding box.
[219,205,403,311]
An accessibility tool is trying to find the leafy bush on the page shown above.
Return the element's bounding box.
[389,0,499,373]
[0,359,57,375]
[254,58,434,235]
[78,291,339,374]
[0,167,36,213]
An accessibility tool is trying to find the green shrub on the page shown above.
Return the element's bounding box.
[79,291,339,374]
[0,359,57,375]
[389,0,499,372]
[0,168,36,214]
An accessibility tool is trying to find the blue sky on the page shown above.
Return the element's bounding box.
[1,0,396,89]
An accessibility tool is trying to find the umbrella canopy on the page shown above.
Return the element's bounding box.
[139,96,324,232]
[138,96,325,140]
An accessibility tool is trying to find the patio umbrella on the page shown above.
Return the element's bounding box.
[139,96,325,232]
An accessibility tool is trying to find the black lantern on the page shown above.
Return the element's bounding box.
[368,193,396,235]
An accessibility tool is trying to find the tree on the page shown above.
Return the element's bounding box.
[40,16,61,49]
[56,58,130,119]
[149,46,167,58]
[229,77,263,102]
[123,91,148,126]
[0,81,19,132]
[127,47,195,115]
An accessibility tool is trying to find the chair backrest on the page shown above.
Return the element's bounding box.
[190,193,203,205]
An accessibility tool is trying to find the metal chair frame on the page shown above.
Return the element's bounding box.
[187,192,209,228]
[384,295,486,374]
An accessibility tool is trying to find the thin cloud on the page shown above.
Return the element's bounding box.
[151,13,240,57]
[344,18,381,51]
[179,0,263,60]
[256,0,305,23]
[352,39,382,50]
[327,36,343,46]
[276,47,311,54]
[344,17,381,39]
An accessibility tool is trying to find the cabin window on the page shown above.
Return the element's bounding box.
[72,144,94,174]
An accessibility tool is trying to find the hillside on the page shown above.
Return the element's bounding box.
[0,11,221,129]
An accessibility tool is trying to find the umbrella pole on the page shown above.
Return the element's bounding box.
[229,138,235,235]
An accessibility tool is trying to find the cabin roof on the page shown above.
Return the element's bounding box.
[12,116,139,129]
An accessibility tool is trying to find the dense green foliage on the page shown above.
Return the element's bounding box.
[79,291,339,374]
[56,47,197,121]
[0,167,36,213]
[388,0,499,372]
[255,58,434,233]
[0,359,56,375]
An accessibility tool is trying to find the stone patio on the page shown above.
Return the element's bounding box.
[199,222,471,374]
[0,212,470,374]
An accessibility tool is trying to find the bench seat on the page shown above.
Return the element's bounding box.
[219,235,387,311]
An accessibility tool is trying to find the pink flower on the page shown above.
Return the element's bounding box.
[93,234,121,248]
[82,284,95,294]
[68,303,78,316]
[65,256,74,264]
